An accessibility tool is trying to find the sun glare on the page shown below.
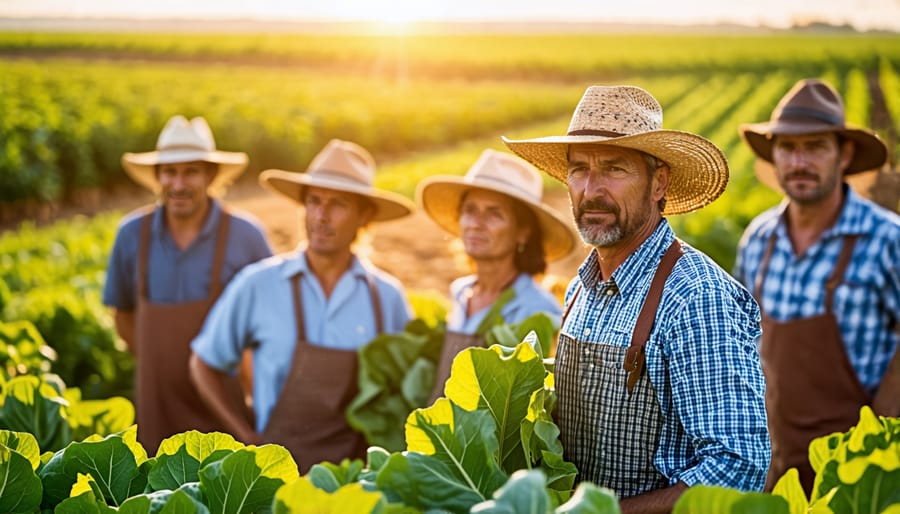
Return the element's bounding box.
[344,0,441,26]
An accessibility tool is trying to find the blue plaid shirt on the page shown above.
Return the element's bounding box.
[734,186,900,394]
[562,220,769,491]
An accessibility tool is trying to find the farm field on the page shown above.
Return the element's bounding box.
[1,28,900,512]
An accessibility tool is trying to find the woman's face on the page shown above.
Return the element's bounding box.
[458,188,529,264]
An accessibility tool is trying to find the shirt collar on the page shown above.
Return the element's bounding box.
[772,183,875,239]
[576,219,675,297]
[280,250,369,280]
[152,198,222,239]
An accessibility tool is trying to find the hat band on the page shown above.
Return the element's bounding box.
[567,129,626,137]
[158,144,214,152]
[778,107,843,126]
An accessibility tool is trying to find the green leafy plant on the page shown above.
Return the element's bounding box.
[673,406,900,513]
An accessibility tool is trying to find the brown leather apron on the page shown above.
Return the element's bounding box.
[261,270,383,473]
[756,234,870,493]
[134,209,232,454]
[556,241,681,497]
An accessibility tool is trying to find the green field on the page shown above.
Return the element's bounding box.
[2,29,900,393]
[2,28,900,514]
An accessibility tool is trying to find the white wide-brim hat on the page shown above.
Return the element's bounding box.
[503,85,729,216]
[260,139,414,222]
[121,115,248,195]
[416,149,577,262]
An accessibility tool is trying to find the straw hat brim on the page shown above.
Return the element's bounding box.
[121,149,248,195]
[502,130,728,216]
[416,176,577,262]
[739,121,888,175]
[259,169,413,222]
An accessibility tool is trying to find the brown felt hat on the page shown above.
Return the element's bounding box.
[740,78,888,190]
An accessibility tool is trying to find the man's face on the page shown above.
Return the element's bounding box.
[303,186,373,257]
[566,144,665,249]
[771,132,853,206]
[458,188,528,264]
[157,161,217,220]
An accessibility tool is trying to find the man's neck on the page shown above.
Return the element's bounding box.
[785,188,844,257]
[306,248,354,299]
[165,201,211,250]
[593,215,660,280]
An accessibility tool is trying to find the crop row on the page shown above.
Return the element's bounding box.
[1,32,898,80]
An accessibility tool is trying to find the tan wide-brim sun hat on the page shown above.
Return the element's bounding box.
[416,149,577,262]
[739,78,888,191]
[121,115,248,195]
[502,85,729,216]
[260,139,414,222]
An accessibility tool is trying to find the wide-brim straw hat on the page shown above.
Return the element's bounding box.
[739,78,888,190]
[260,139,413,222]
[416,149,577,262]
[502,85,728,216]
[121,115,248,195]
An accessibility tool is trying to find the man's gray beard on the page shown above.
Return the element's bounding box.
[578,223,623,248]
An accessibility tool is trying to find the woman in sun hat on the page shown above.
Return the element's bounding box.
[103,115,272,454]
[190,139,415,473]
[417,148,577,402]
[502,85,770,504]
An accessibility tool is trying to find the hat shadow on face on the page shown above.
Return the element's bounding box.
[416,148,577,262]
[259,139,414,223]
[121,115,248,196]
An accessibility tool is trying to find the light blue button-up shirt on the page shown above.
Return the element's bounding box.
[191,251,412,432]
[103,200,272,309]
[446,273,562,333]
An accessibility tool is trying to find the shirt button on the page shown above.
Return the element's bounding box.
[606,289,614,296]
[356,325,365,334]
[583,328,591,336]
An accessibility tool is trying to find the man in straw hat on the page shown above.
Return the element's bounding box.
[103,115,272,454]
[417,148,578,402]
[189,139,414,472]
[734,78,900,493]
[503,85,770,506]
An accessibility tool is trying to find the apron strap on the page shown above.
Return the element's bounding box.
[754,232,778,302]
[624,239,683,393]
[209,207,232,298]
[560,283,582,328]
[291,272,307,344]
[824,235,858,314]
[755,233,858,316]
[289,267,385,343]
[136,207,157,300]
[364,273,384,335]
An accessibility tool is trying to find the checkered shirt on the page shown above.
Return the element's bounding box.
[561,220,769,491]
[733,186,900,394]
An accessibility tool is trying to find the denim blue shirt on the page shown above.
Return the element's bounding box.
[191,251,412,432]
[734,186,900,393]
[447,273,562,333]
[562,220,769,491]
[103,200,272,309]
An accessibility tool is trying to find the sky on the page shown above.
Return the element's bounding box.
[2,0,900,32]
